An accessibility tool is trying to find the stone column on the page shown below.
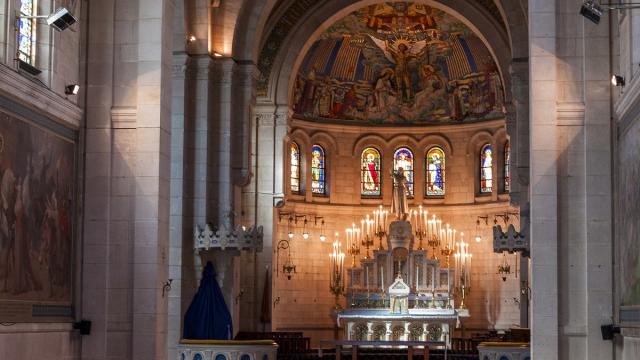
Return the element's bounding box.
[130,1,174,359]
[168,52,188,360]
[529,1,559,359]
[209,58,235,228]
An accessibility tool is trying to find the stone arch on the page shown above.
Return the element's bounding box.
[309,131,339,156]
[232,0,278,61]
[352,134,388,158]
[466,130,494,156]
[418,133,454,158]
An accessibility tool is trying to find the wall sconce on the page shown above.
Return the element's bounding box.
[187,34,196,43]
[475,216,488,242]
[494,211,519,226]
[302,217,310,240]
[316,217,327,242]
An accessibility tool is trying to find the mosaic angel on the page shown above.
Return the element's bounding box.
[368,36,428,101]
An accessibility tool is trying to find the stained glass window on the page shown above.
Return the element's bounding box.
[18,0,37,65]
[393,147,414,196]
[426,147,445,196]
[480,144,493,193]
[290,142,300,193]
[504,141,511,192]
[311,144,326,194]
[361,147,381,196]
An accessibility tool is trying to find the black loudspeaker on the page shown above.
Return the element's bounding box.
[73,320,92,335]
[600,324,620,340]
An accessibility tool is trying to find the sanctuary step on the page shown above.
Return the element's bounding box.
[235,331,311,355]
[277,348,479,360]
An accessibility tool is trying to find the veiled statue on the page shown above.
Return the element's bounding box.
[391,168,409,220]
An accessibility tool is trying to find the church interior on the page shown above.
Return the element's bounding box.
[0,0,639,359]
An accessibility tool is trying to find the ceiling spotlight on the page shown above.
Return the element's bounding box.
[611,75,625,87]
[580,1,640,25]
[319,234,326,242]
[19,7,77,32]
[287,231,294,239]
[47,8,77,31]
[580,0,603,24]
[65,84,80,95]
[187,35,196,43]
[213,52,223,57]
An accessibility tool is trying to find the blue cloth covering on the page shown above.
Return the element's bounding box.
[183,261,233,340]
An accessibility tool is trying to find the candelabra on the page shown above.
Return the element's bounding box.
[329,240,345,310]
[454,239,472,309]
[345,224,361,267]
[360,216,374,259]
[427,215,442,259]
[373,206,388,250]
[410,206,428,250]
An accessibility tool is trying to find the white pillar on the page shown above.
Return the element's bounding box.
[529,1,559,359]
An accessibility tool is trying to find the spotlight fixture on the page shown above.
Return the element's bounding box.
[47,8,77,31]
[65,84,80,95]
[580,1,640,25]
[213,52,223,57]
[18,7,77,32]
[187,35,197,43]
[611,75,625,87]
[580,0,603,24]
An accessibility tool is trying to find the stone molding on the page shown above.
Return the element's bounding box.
[556,102,585,127]
[188,54,214,80]
[210,58,235,85]
[0,63,82,129]
[111,106,137,129]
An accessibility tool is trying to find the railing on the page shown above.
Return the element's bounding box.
[318,340,447,360]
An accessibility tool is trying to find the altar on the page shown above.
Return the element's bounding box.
[332,170,471,348]
[337,239,469,346]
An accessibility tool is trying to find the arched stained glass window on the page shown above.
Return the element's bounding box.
[504,140,511,192]
[426,147,445,196]
[393,147,414,196]
[480,144,493,193]
[361,147,381,196]
[311,144,326,194]
[18,0,37,64]
[290,142,300,193]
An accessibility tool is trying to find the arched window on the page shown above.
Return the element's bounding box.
[311,144,326,194]
[393,147,414,196]
[361,147,381,197]
[480,144,493,193]
[426,147,445,196]
[18,0,37,65]
[504,141,511,192]
[290,142,301,193]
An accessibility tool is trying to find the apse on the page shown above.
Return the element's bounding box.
[292,2,505,125]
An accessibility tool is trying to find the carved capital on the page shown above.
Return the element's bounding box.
[210,58,235,85]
